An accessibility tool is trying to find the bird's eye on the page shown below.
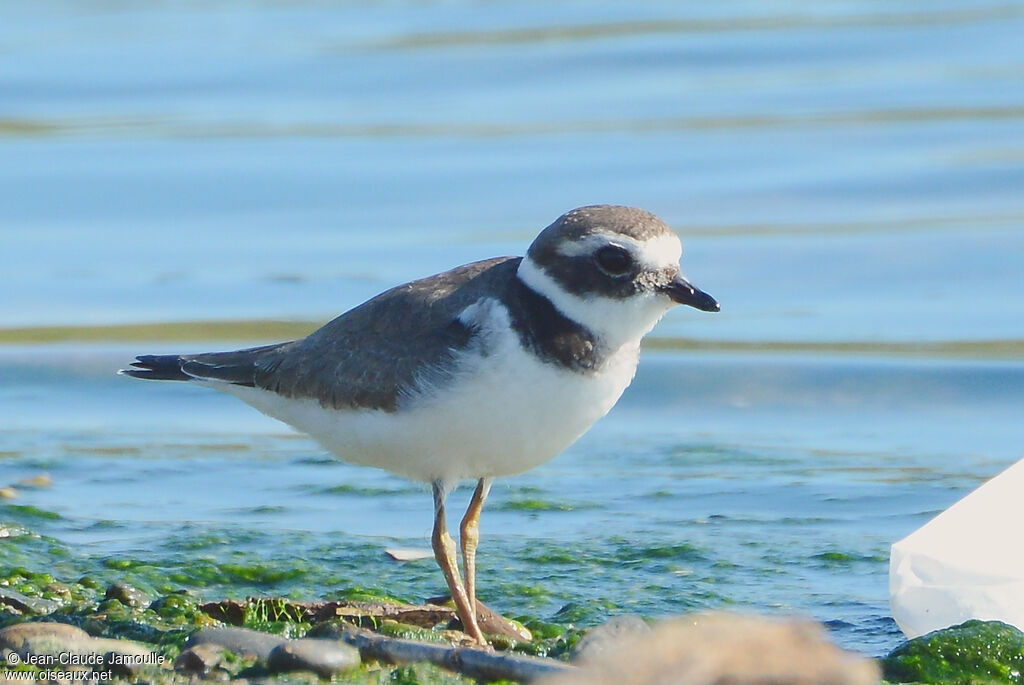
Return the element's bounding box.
[594,245,632,276]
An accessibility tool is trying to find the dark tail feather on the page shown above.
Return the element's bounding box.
[120,354,192,381]
[120,342,290,385]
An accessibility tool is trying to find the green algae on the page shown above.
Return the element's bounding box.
[318,483,416,497]
[367,663,477,684]
[510,615,584,659]
[0,522,581,684]
[882,620,1024,684]
[241,597,311,637]
[633,543,706,562]
[2,504,61,520]
[333,586,415,605]
[0,574,563,684]
[373,619,456,644]
[812,550,889,568]
[496,498,581,512]
[214,563,309,586]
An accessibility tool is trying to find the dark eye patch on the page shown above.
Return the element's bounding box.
[594,244,633,276]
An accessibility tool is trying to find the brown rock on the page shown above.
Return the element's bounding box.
[186,627,288,661]
[175,643,226,674]
[0,622,89,652]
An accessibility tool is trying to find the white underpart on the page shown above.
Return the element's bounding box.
[212,297,640,484]
[554,231,682,271]
[517,255,675,349]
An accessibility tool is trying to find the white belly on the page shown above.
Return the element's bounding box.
[218,305,640,484]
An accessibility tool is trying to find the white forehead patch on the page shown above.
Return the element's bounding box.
[555,231,682,270]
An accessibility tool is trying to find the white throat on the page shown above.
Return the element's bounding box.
[516,256,674,351]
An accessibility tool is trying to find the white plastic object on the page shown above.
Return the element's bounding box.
[890,457,1024,639]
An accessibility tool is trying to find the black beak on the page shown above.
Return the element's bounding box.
[661,275,720,312]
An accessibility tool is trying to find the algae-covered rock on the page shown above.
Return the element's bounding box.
[0,589,59,616]
[267,637,361,677]
[882,619,1024,684]
[186,625,288,660]
[104,581,151,608]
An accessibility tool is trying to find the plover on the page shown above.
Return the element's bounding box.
[122,205,719,643]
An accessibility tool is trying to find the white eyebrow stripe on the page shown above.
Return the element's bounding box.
[554,231,682,269]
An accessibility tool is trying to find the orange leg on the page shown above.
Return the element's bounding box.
[459,477,493,628]
[431,480,485,643]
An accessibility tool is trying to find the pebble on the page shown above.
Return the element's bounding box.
[0,487,16,500]
[186,627,288,661]
[0,622,89,652]
[175,643,226,675]
[18,474,52,488]
[0,590,60,616]
[104,581,151,608]
[570,615,650,664]
[267,638,361,678]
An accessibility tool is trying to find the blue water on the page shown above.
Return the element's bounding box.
[2,0,1024,658]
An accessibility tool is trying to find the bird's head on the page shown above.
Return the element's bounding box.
[517,205,719,348]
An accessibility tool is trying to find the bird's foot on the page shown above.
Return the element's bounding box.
[427,595,533,643]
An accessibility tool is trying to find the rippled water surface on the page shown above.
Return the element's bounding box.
[2,0,1024,658]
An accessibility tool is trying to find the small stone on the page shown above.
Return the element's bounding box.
[77,576,103,590]
[267,638,361,677]
[0,622,89,652]
[571,615,650,664]
[104,582,150,608]
[186,627,288,661]
[175,643,226,674]
[0,488,16,500]
[0,590,60,616]
[18,474,52,488]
